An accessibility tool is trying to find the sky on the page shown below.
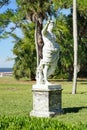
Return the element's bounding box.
[0,0,70,68]
[0,0,20,68]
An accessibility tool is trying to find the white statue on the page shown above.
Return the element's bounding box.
[36,20,59,85]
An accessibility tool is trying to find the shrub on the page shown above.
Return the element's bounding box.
[0,116,87,130]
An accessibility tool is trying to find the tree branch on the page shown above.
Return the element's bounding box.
[0,0,10,9]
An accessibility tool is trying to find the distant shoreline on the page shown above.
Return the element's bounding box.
[0,68,12,72]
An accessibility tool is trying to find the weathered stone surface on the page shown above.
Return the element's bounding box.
[30,84,62,117]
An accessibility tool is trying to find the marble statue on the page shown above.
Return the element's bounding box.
[36,20,59,85]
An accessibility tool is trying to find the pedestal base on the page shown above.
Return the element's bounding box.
[30,84,63,117]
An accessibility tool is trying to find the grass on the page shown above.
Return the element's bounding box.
[0,77,33,116]
[0,77,87,124]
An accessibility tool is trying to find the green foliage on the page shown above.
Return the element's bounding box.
[0,9,14,36]
[77,11,87,65]
[73,8,87,78]
[0,0,87,79]
[0,0,9,8]
[13,23,36,80]
[16,0,52,22]
[53,0,87,12]
[0,116,87,130]
[52,0,72,9]
[53,7,87,79]
[53,15,73,80]
[77,0,87,13]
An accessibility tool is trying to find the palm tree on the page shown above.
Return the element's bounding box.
[16,0,52,66]
[72,0,78,94]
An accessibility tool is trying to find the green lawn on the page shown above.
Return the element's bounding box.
[0,77,87,124]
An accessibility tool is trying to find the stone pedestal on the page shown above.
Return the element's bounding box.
[30,84,63,117]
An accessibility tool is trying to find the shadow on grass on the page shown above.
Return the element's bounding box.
[63,106,87,114]
[50,79,71,82]
[80,83,87,85]
[80,91,87,94]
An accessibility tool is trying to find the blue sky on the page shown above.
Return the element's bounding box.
[0,0,70,68]
[0,0,18,68]
[0,37,14,68]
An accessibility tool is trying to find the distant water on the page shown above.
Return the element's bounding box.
[0,68,12,72]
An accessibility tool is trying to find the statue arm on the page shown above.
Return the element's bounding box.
[42,20,50,36]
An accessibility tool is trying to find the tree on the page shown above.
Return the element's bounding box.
[15,0,73,66]
[77,9,87,78]
[12,23,36,79]
[53,1,87,82]
[53,14,73,80]
[0,0,9,9]
[0,10,14,38]
[72,0,78,94]
[16,0,53,66]
[72,0,87,94]
[0,0,87,81]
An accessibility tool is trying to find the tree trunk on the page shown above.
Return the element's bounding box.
[72,0,78,94]
[35,20,43,66]
[35,22,39,66]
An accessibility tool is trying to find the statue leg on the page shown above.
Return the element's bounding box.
[43,65,51,84]
[43,65,48,84]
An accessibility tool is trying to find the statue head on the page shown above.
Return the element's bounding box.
[47,20,54,32]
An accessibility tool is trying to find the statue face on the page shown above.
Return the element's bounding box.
[47,22,54,32]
